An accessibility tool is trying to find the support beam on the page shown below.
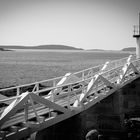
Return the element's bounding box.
[133,13,140,58]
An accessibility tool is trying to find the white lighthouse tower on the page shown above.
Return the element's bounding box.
[133,13,140,58]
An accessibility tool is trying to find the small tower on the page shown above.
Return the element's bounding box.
[133,13,140,58]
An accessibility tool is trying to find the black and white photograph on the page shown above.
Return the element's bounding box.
[0,0,140,139]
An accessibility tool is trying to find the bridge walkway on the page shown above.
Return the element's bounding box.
[0,55,140,140]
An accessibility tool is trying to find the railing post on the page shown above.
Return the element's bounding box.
[29,95,40,123]
[51,89,55,102]
[17,87,20,96]
[24,101,28,122]
[51,80,56,102]
[82,71,84,80]
[67,85,71,109]
[36,83,39,92]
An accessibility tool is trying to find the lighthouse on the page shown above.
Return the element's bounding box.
[133,13,140,58]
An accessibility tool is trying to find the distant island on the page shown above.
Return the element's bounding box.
[0,48,10,51]
[0,48,5,51]
[0,45,83,50]
[0,45,136,52]
[87,49,105,51]
[121,47,136,52]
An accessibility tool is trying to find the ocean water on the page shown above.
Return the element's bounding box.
[0,50,130,88]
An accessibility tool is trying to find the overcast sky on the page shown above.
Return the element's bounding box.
[0,0,140,50]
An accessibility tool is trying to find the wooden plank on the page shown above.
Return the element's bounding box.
[30,93,70,113]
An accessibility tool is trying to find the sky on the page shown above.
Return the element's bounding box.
[0,0,140,50]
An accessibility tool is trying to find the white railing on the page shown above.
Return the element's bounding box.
[0,55,137,106]
[0,55,135,98]
[0,55,140,139]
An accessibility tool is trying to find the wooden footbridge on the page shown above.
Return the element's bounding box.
[0,54,140,140]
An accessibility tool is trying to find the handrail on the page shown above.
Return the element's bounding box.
[0,55,137,104]
[0,56,134,95]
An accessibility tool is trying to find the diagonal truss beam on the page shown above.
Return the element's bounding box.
[30,93,70,113]
[0,91,71,129]
[119,62,140,84]
[99,75,116,89]
[0,92,29,128]
[80,75,116,104]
